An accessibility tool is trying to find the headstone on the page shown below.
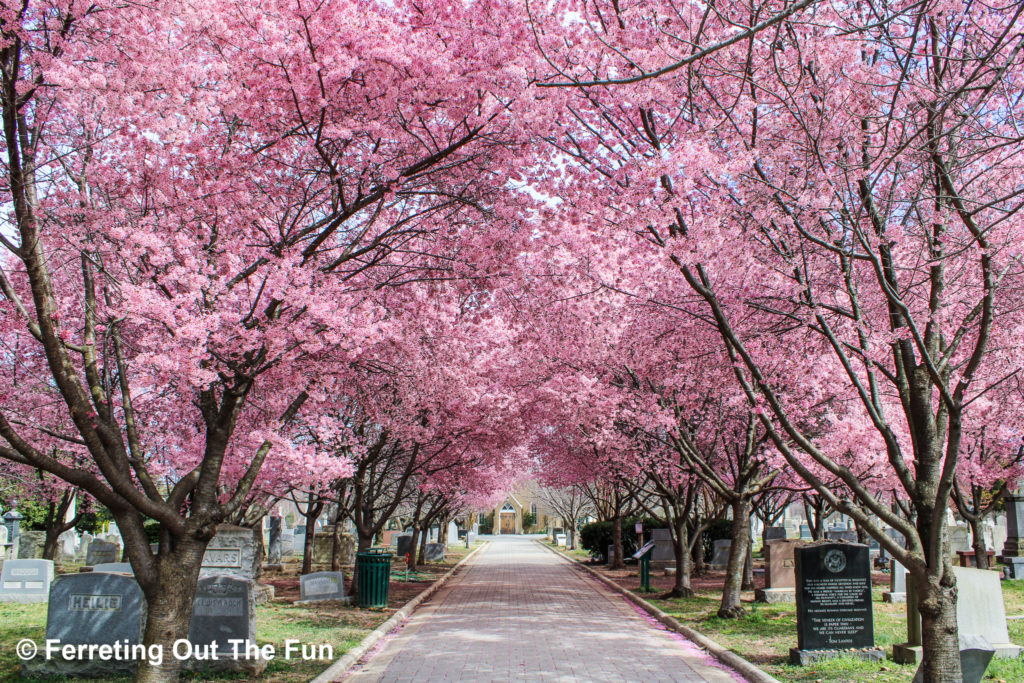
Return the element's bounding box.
[790,542,883,665]
[395,534,414,559]
[911,634,994,683]
[556,533,567,547]
[709,539,731,567]
[800,523,812,540]
[447,521,460,546]
[0,559,54,602]
[952,566,1022,658]
[756,540,803,603]
[200,525,255,580]
[765,526,787,541]
[24,572,146,677]
[650,528,674,563]
[16,530,44,559]
[267,516,282,565]
[2,510,22,544]
[78,532,93,560]
[85,539,120,566]
[949,524,971,554]
[92,562,133,574]
[883,560,907,603]
[280,529,295,557]
[0,524,7,558]
[189,575,265,673]
[299,571,348,602]
[424,543,445,562]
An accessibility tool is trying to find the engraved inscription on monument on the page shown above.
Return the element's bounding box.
[794,543,875,652]
[202,548,242,568]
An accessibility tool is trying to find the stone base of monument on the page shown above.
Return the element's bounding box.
[295,595,354,605]
[664,565,676,576]
[894,641,1022,664]
[754,587,794,603]
[182,654,268,675]
[789,647,885,666]
[254,583,275,605]
[263,563,284,572]
[23,654,138,678]
[1001,556,1024,579]
[882,590,906,603]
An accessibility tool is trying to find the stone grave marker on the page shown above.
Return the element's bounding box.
[24,572,146,677]
[200,525,255,580]
[800,523,812,540]
[424,543,445,562]
[447,521,460,546]
[556,533,567,547]
[0,524,8,558]
[911,634,994,683]
[883,560,907,603]
[756,540,803,603]
[0,559,54,603]
[93,562,133,574]
[709,539,731,567]
[85,540,120,566]
[299,571,348,602]
[790,542,883,665]
[949,524,971,554]
[395,534,414,560]
[1003,493,1024,578]
[650,528,674,563]
[764,526,787,542]
[16,530,44,559]
[188,575,265,673]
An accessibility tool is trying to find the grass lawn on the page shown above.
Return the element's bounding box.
[0,543,479,683]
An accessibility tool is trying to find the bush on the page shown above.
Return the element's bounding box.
[522,511,537,531]
[478,511,494,534]
[579,517,664,559]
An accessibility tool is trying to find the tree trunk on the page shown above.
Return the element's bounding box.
[741,534,755,592]
[693,527,707,575]
[666,514,694,598]
[719,499,750,618]
[301,514,317,575]
[417,526,428,565]
[407,526,421,571]
[968,517,989,570]
[916,574,963,682]
[348,533,373,600]
[133,537,208,683]
[331,517,345,572]
[250,522,265,580]
[611,514,624,569]
[42,526,60,562]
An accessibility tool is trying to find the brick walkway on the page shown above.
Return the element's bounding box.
[344,536,742,682]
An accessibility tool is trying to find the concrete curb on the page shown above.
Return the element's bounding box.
[537,541,782,683]
[310,542,489,683]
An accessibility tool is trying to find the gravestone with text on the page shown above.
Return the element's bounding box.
[0,559,54,602]
[824,529,858,544]
[187,575,265,674]
[85,540,120,566]
[424,543,445,562]
[0,524,8,558]
[92,563,133,574]
[791,542,883,665]
[765,526,787,542]
[756,540,803,603]
[200,525,255,580]
[299,571,348,602]
[24,572,145,677]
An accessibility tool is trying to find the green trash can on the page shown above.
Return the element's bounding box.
[356,548,393,608]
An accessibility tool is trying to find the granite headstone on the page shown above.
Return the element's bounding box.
[299,571,347,602]
[85,540,120,566]
[791,542,883,664]
[424,543,445,562]
[200,525,255,580]
[0,558,54,602]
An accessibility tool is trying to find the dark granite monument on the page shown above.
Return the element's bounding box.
[790,542,883,665]
[188,575,264,673]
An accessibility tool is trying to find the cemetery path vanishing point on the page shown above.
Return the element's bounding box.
[342,536,742,683]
